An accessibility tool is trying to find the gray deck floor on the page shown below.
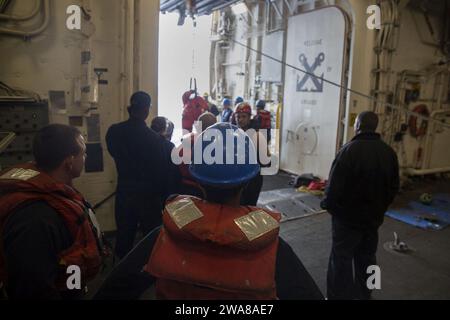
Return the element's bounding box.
[91,174,450,300]
[263,173,450,299]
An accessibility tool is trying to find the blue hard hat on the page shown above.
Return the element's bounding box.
[223,98,232,106]
[256,100,266,109]
[189,123,260,187]
[235,96,244,105]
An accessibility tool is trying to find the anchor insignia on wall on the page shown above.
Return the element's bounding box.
[297,53,325,93]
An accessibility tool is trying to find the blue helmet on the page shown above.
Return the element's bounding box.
[234,96,244,105]
[256,100,266,109]
[189,123,260,187]
[223,98,232,107]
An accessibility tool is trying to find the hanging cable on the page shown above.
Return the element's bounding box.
[230,38,450,130]
[191,20,197,79]
[189,15,199,96]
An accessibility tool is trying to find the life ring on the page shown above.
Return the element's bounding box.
[408,104,430,138]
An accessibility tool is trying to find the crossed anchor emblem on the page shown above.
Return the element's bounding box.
[296,53,325,93]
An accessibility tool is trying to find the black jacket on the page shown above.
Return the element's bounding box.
[322,132,399,228]
[106,118,168,194]
[160,138,181,202]
[93,228,324,300]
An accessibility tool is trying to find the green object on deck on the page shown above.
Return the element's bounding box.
[419,193,433,205]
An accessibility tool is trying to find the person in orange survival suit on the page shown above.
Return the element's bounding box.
[0,124,107,300]
[173,112,217,198]
[93,123,323,300]
[181,90,209,132]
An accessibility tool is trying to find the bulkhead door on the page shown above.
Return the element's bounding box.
[281,6,348,178]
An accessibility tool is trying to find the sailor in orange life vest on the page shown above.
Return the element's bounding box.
[0,124,106,300]
[234,102,266,206]
[94,123,323,300]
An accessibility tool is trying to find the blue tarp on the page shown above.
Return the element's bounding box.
[385,194,450,230]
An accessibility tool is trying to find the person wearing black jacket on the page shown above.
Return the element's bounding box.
[321,111,400,300]
[106,92,168,260]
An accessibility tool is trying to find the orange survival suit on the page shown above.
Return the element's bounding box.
[182,91,209,132]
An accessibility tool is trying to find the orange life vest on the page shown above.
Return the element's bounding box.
[0,164,102,291]
[145,195,281,300]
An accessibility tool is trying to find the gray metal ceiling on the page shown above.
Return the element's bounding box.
[160,0,243,16]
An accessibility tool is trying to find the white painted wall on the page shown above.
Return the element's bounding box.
[0,0,160,231]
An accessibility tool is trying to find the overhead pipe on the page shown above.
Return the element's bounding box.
[269,0,283,20]
[119,0,134,120]
[0,96,36,101]
[196,0,222,15]
[209,11,219,99]
[196,0,227,11]
[208,0,242,13]
[0,0,41,21]
[283,0,297,16]
[161,0,243,16]
[196,0,219,8]
[253,0,264,101]
[210,11,223,100]
[160,0,182,12]
[429,108,450,120]
[197,0,242,16]
[422,107,450,169]
[0,0,50,38]
[406,167,450,176]
[80,0,95,111]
